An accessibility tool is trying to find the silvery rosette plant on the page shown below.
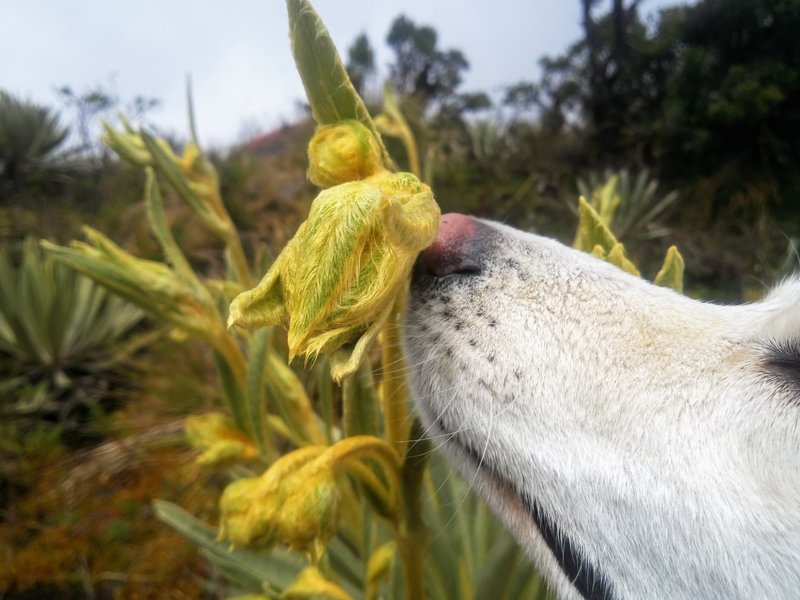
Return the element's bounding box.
[43,1,684,598]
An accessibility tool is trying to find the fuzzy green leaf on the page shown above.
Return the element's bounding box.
[286,0,390,165]
[144,168,195,279]
[574,196,619,253]
[575,197,640,276]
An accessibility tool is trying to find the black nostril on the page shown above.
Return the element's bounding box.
[422,213,486,277]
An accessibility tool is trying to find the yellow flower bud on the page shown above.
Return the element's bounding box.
[218,447,341,562]
[307,120,384,188]
[177,142,225,215]
[228,171,439,381]
[102,123,152,166]
[185,413,259,466]
[282,566,352,600]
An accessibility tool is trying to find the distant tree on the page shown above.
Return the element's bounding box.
[386,15,469,105]
[532,0,800,212]
[346,33,376,96]
[0,90,69,192]
[56,84,159,158]
[453,91,492,113]
[56,85,116,156]
[503,81,537,111]
[647,0,800,203]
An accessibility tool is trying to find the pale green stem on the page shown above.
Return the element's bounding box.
[380,291,410,459]
[396,420,431,600]
[398,125,420,180]
[212,327,247,381]
[222,228,254,289]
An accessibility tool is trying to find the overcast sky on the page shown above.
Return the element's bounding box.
[3,0,681,148]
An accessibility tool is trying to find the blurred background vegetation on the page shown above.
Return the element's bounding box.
[1,0,798,597]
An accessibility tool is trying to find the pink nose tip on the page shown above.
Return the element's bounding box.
[423,213,482,277]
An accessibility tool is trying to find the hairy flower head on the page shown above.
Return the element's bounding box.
[307,120,384,188]
[218,447,340,562]
[228,171,439,381]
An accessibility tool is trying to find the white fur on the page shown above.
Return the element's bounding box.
[405,220,800,600]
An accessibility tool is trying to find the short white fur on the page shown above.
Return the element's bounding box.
[405,220,800,600]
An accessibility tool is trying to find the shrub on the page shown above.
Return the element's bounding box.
[0,237,147,437]
[0,91,69,191]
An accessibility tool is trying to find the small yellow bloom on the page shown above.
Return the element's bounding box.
[218,436,400,562]
[307,121,384,188]
[228,171,439,381]
[282,566,352,600]
[218,447,340,562]
[185,413,259,466]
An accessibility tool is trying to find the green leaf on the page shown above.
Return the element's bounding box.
[654,245,685,293]
[263,350,324,445]
[153,500,306,591]
[325,537,366,596]
[575,197,640,276]
[144,167,195,279]
[316,356,335,444]
[473,534,522,600]
[42,237,158,313]
[245,328,275,458]
[342,361,379,438]
[286,0,391,166]
[140,133,220,233]
[214,349,251,438]
[574,196,619,253]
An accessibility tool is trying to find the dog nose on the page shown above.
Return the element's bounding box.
[422,213,484,276]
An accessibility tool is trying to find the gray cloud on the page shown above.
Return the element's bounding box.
[3,0,679,148]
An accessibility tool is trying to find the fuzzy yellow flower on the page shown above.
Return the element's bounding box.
[218,436,400,562]
[218,447,340,562]
[185,413,259,466]
[228,171,439,381]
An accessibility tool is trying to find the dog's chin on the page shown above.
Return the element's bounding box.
[418,403,535,537]
[419,405,616,600]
